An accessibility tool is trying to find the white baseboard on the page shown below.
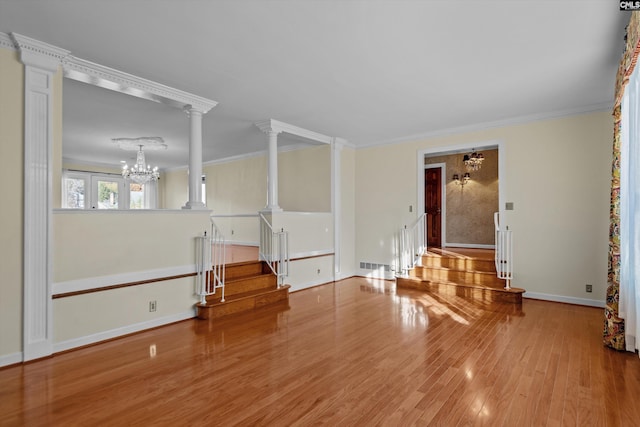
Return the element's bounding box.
[53,309,196,354]
[523,291,605,308]
[0,351,23,368]
[356,269,396,280]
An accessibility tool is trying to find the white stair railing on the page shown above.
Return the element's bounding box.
[195,219,226,305]
[494,212,513,290]
[259,213,289,287]
[400,213,427,275]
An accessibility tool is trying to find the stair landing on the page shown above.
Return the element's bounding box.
[397,247,525,304]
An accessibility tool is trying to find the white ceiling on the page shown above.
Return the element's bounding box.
[0,0,628,169]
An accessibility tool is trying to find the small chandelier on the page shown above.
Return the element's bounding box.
[113,137,166,184]
[122,145,159,184]
[463,149,484,171]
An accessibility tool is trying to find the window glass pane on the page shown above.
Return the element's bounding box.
[63,177,85,208]
[97,180,119,209]
[130,183,145,209]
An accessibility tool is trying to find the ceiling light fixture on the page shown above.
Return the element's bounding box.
[463,149,484,171]
[112,137,167,184]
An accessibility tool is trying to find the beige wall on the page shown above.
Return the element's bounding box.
[160,168,188,209]
[53,211,210,282]
[356,112,612,302]
[425,149,499,245]
[0,47,24,359]
[204,155,266,213]
[279,144,331,212]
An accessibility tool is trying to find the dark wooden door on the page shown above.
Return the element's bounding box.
[425,168,442,247]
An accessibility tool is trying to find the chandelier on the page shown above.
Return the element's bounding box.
[113,137,166,184]
[122,145,159,184]
[463,149,484,171]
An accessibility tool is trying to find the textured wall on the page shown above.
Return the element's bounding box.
[425,149,498,245]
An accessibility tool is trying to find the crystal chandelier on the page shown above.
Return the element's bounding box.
[113,137,166,184]
[122,145,159,184]
[463,149,484,171]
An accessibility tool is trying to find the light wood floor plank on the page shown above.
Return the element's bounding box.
[2,277,640,426]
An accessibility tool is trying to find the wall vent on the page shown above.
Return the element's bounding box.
[359,262,391,272]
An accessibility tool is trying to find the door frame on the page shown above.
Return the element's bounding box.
[417,139,505,248]
[424,162,447,247]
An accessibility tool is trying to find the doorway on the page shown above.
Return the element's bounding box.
[425,165,443,247]
[417,142,503,249]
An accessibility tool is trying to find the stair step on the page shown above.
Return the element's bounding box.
[224,260,270,281]
[421,254,496,273]
[411,266,505,288]
[197,285,290,320]
[396,276,524,304]
[218,273,277,298]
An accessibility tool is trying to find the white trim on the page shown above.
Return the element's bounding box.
[425,162,447,247]
[289,277,337,292]
[332,137,342,279]
[0,352,23,368]
[16,34,66,362]
[63,56,217,113]
[0,32,16,50]
[53,208,211,215]
[359,102,612,149]
[53,265,196,295]
[523,292,605,308]
[356,269,396,281]
[445,243,496,249]
[255,119,333,145]
[52,310,196,354]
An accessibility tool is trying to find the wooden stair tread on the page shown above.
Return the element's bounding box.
[225,272,275,283]
[196,285,290,320]
[414,265,498,275]
[399,248,522,304]
[398,276,523,292]
[200,285,283,306]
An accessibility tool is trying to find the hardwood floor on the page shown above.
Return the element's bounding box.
[2,277,640,426]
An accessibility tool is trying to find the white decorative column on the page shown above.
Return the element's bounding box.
[12,33,69,361]
[331,137,343,279]
[255,120,283,212]
[183,106,206,210]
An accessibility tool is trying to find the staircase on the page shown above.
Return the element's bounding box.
[196,260,290,320]
[396,248,525,303]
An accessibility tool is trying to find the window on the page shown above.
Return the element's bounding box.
[62,170,157,209]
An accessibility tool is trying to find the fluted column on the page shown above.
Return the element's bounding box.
[265,129,282,211]
[12,33,69,361]
[182,106,206,210]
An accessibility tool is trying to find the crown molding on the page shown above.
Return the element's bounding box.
[255,119,333,144]
[0,32,16,50]
[10,32,70,72]
[63,55,217,113]
[358,101,614,150]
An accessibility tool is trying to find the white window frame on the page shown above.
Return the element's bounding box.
[61,170,158,210]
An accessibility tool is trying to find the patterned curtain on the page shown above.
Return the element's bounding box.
[604,12,640,350]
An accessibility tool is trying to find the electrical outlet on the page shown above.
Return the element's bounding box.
[231,229,234,235]
[586,284,592,293]
[149,300,157,312]
[317,269,321,274]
